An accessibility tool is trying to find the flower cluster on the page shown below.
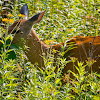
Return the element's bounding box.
[18,14,25,17]
[2,18,14,23]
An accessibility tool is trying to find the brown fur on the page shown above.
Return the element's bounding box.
[8,17,100,77]
[63,36,100,74]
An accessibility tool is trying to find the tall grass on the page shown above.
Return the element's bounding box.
[0,0,100,99]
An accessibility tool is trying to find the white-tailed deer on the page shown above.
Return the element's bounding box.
[8,4,100,76]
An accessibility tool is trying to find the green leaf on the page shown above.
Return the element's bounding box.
[38,67,44,74]
[71,87,80,95]
[0,40,4,44]
[54,91,60,96]
[6,49,14,53]
[4,65,8,70]
[69,70,79,79]
[6,83,18,87]
[92,95,100,100]
[7,77,19,80]
[75,65,80,73]
[55,79,61,84]
[5,35,13,41]
[94,73,100,78]
[45,75,53,80]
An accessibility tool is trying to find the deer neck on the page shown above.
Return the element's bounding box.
[24,28,48,67]
[26,28,48,50]
[24,28,63,67]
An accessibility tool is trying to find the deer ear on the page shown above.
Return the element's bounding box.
[28,11,45,24]
[20,4,29,19]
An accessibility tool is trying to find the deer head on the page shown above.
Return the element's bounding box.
[8,4,48,68]
[8,4,45,44]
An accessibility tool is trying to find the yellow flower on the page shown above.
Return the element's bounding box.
[45,40,55,45]
[70,57,77,63]
[8,14,13,17]
[2,18,9,22]
[52,49,56,53]
[45,40,51,44]
[18,14,25,17]
[9,19,14,23]
[0,6,1,9]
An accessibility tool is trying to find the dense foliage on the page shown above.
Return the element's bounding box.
[0,0,100,99]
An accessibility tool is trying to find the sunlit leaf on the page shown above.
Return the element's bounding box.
[55,79,61,85]
[45,75,54,80]
[54,91,60,96]
[0,40,4,44]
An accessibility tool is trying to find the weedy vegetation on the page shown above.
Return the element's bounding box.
[0,0,100,100]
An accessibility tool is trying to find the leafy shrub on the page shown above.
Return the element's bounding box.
[0,0,100,100]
